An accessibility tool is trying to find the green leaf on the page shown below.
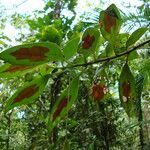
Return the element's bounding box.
[113,33,129,54]
[105,43,115,57]
[73,55,85,65]
[128,51,139,60]
[78,27,100,57]
[0,137,7,142]
[126,27,148,48]
[48,76,79,133]
[0,40,5,45]
[140,59,150,86]
[0,63,54,78]
[63,35,80,59]
[41,25,62,45]
[88,143,94,150]
[0,42,64,66]
[105,33,129,56]
[0,63,34,78]
[37,63,54,76]
[119,63,137,117]
[4,75,49,113]
[99,4,122,41]
[63,139,71,150]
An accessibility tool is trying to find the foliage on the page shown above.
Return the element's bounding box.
[0,0,150,149]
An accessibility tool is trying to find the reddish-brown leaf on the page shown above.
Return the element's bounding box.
[122,81,131,102]
[53,97,68,121]
[104,13,116,32]
[5,65,31,73]
[91,84,106,101]
[11,46,49,61]
[13,85,39,104]
[82,34,95,49]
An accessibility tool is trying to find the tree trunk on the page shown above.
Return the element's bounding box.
[48,72,65,147]
[5,112,12,150]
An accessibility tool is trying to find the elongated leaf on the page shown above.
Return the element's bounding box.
[78,27,100,56]
[0,63,34,78]
[0,42,63,66]
[63,35,80,59]
[126,27,148,48]
[48,77,79,133]
[99,4,122,41]
[4,75,49,112]
[119,63,137,117]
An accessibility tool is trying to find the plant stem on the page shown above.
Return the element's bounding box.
[61,39,150,69]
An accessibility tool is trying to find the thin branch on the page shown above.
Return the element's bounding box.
[3,0,29,11]
[63,39,150,68]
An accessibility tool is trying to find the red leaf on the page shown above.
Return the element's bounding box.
[122,81,131,102]
[5,65,31,73]
[11,46,49,61]
[91,84,106,101]
[104,13,116,32]
[53,97,68,121]
[12,85,39,104]
[82,34,95,49]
